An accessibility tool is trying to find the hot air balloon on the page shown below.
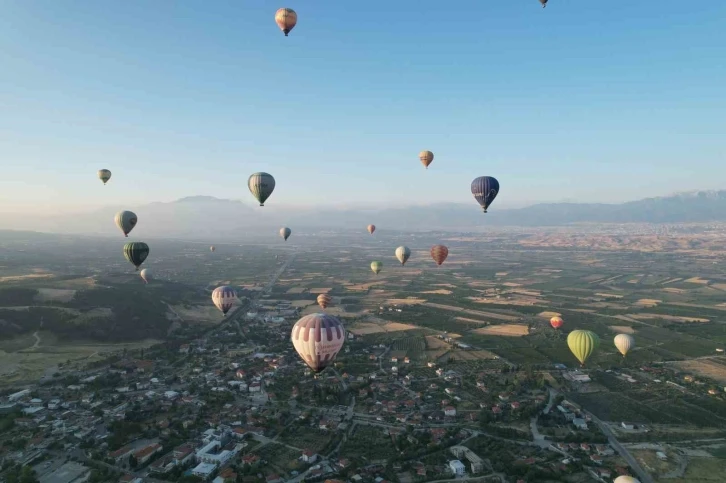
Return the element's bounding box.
[114,211,138,237]
[274,8,297,37]
[291,313,346,373]
[212,286,238,316]
[430,245,449,266]
[210,245,216,252]
[367,224,376,235]
[317,293,332,309]
[539,0,548,7]
[419,150,434,169]
[471,176,500,213]
[614,334,635,357]
[395,246,411,266]
[280,227,291,241]
[248,172,276,206]
[567,330,599,366]
[140,268,152,284]
[614,477,640,483]
[371,261,382,275]
[550,316,564,330]
[98,169,111,185]
[123,242,149,271]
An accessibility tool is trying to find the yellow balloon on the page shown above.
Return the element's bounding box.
[567,330,599,366]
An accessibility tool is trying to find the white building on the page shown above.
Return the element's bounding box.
[164,391,180,400]
[7,389,31,402]
[196,440,241,465]
[191,462,217,480]
[449,460,466,476]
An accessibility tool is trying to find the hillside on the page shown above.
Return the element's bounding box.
[3,190,726,237]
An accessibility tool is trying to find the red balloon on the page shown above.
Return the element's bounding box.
[550,316,563,329]
[430,245,449,266]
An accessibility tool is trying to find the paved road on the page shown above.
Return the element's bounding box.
[585,412,654,483]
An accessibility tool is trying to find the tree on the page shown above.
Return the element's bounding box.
[129,455,138,469]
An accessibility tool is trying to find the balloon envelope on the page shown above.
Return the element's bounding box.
[371,261,383,275]
[317,293,332,309]
[212,286,238,315]
[248,172,276,206]
[614,477,640,483]
[291,313,345,372]
[395,246,411,266]
[210,246,216,252]
[471,176,500,213]
[115,211,138,237]
[123,242,149,270]
[430,245,449,266]
[567,330,600,366]
[98,169,111,185]
[419,150,434,169]
[550,316,564,329]
[539,0,548,7]
[275,8,297,36]
[139,268,152,284]
[280,227,291,241]
[367,224,376,235]
[614,333,635,357]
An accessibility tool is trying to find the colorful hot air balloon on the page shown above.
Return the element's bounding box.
[140,268,152,284]
[614,334,635,357]
[430,245,449,266]
[419,150,434,169]
[280,227,291,241]
[274,8,297,37]
[367,224,376,235]
[614,477,640,483]
[114,211,138,237]
[550,316,564,330]
[371,261,382,275]
[567,330,600,366]
[395,246,411,266]
[123,242,149,271]
[248,172,276,206]
[471,176,500,213]
[212,286,238,316]
[98,169,111,185]
[291,313,346,373]
[317,293,332,309]
[210,245,216,252]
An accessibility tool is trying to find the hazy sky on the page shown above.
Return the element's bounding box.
[1,0,725,213]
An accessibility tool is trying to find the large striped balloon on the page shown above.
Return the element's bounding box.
[430,245,449,266]
[123,242,149,270]
[291,313,345,373]
[248,172,276,206]
[212,286,237,316]
[567,330,600,366]
[471,176,500,213]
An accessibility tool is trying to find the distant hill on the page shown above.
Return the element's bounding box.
[2,190,726,237]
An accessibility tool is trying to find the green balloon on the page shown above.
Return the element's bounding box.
[567,330,599,366]
[123,242,149,271]
[370,261,383,275]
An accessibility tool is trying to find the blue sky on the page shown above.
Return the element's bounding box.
[1,0,725,213]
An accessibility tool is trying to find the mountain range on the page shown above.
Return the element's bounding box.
[3,190,726,238]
